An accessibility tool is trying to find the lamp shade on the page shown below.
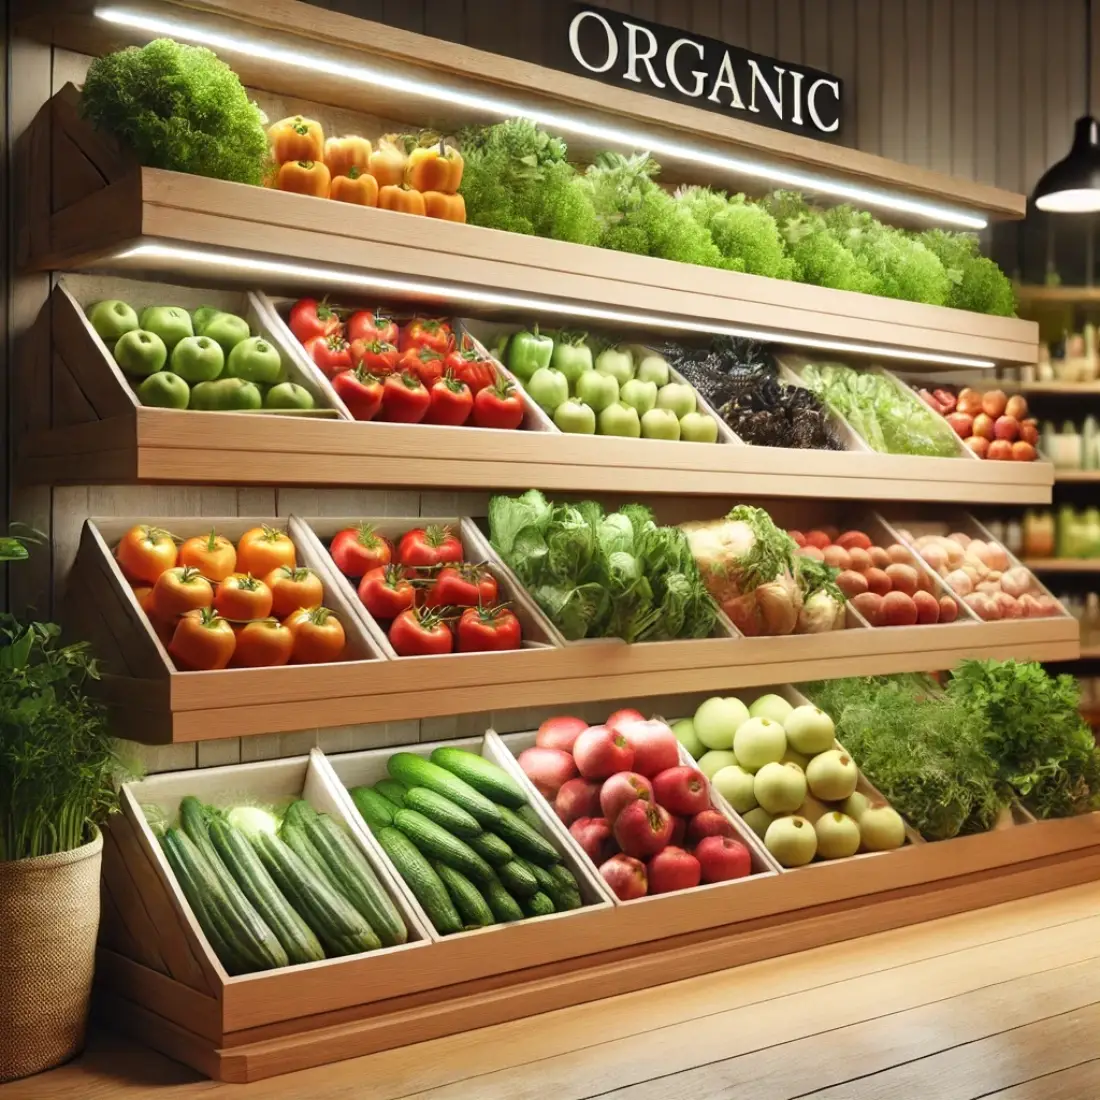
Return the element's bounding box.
[1033,116,1100,212]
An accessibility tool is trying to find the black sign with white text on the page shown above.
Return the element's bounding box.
[564,4,843,139]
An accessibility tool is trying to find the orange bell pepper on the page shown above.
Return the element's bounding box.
[406,137,464,193]
[379,184,426,216]
[423,190,466,222]
[324,135,373,179]
[275,160,331,198]
[268,116,324,163]
[330,166,379,207]
[368,135,408,188]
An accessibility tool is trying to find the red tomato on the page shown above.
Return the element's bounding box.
[445,348,496,395]
[330,522,392,578]
[381,372,430,423]
[424,376,473,426]
[349,339,399,376]
[357,564,416,620]
[472,378,525,430]
[457,606,522,652]
[332,367,384,421]
[397,525,464,567]
[400,318,452,355]
[305,333,353,376]
[423,564,497,608]
[389,607,454,656]
[399,346,446,390]
[346,309,398,346]
[288,298,341,344]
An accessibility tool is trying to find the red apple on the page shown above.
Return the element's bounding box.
[516,746,577,799]
[573,725,635,779]
[686,809,736,844]
[652,766,711,816]
[599,853,647,901]
[981,389,1008,418]
[993,415,1019,442]
[1012,440,1037,461]
[972,412,995,440]
[670,816,687,847]
[554,777,602,825]
[647,846,701,894]
[988,439,1013,461]
[569,816,613,863]
[945,411,973,438]
[695,835,752,883]
[617,718,680,777]
[535,715,589,753]
[606,708,645,731]
[599,771,653,824]
[1005,394,1028,420]
[613,799,674,859]
[1020,421,1039,445]
[966,435,990,458]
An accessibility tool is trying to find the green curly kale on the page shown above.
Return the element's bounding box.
[676,187,792,278]
[917,230,1017,317]
[81,38,269,185]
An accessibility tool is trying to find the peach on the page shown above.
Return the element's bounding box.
[864,567,892,596]
[851,592,883,626]
[880,591,918,626]
[884,563,919,596]
[869,546,891,569]
[836,570,869,598]
[822,545,851,571]
[835,530,873,551]
[1012,440,1037,461]
[847,546,873,572]
[913,589,941,624]
[1005,394,1029,420]
[988,439,1013,460]
[804,530,832,550]
[939,596,959,622]
[966,435,991,458]
[981,389,1008,418]
[798,545,825,561]
[993,415,1019,442]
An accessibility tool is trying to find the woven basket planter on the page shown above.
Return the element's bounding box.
[0,830,102,1081]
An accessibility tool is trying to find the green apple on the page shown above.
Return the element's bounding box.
[86,299,139,343]
[815,812,861,860]
[139,305,193,352]
[191,305,222,332]
[784,705,836,755]
[193,377,262,411]
[575,369,619,413]
[694,695,750,750]
[806,749,858,802]
[634,353,670,387]
[265,382,315,410]
[841,792,871,821]
[749,693,793,724]
[199,311,251,355]
[754,761,807,815]
[655,382,696,419]
[137,371,189,409]
[679,411,719,444]
[170,335,225,383]
[859,806,905,852]
[226,336,283,385]
[712,764,757,814]
[619,378,658,416]
[743,806,774,840]
[697,749,738,780]
[641,407,681,441]
[526,366,569,414]
[550,337,592,389]
[765,815,817,867]
[732,716,787,773]
[113,329,167,376]
[671,717,705,759]
[553,399,596,434]
[598,402,641,438]
[594,345,635,387]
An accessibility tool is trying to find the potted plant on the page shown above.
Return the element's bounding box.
[0,530,128,1081]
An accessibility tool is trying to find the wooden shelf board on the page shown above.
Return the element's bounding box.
[1022,559,1100,573]
[1013,381,1100,397]
[1054,470,1100,483]
[1016,286,1100,305]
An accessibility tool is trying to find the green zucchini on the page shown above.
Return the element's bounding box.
[492,804,560,866]
[249,829,381,956]
[515,804,544,832]
[393,809,495,885]
[350,786,396,833]
[403,787,482,839]
[374,779,410,808]
[523,891,556,918]
[387,753,501,829]
[482,876,525,923]
[428,747,527,808]
[497,859,539,898]
[468,831,514,867]
[208,815,325,965]
[377,827,462,935]
[433,862,495,928]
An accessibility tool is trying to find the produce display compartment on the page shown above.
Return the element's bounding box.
[772,357,872,454]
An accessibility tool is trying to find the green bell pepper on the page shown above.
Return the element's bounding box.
[506,324,554,382]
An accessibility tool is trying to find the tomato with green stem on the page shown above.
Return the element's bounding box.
[236,525,296,576]
[457,606,522,652]
[445,340,495,394]
[288,298,340,344]
[397,525,463,567]
[389,607,454,656]
[264,565,325,618]
[399,346,446,390]
[357,564,416,620]
[381,372,430,423]
[423,564,497,608]
[151,566,214,621]
[232,618,294,668]
[472,377,525,430]
[400,318,452,355]
[330,523,391,578]
[169,607,236,670]
[284,606,346,663]
[214,573,273,621]
[332,366,385,421]
[305,332,353,377]
[424,375,473,426]
[179,528,236,582]
[349,339,398,376]
[347,309,398,346]
[117,525,177,584]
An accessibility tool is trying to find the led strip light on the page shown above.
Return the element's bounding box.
[98,6,988,230]
[115,243,997,369]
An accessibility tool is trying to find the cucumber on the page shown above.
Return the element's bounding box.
[387,753,502,829]
[548,863,582,893]
[434,862,495,928]
[350,786,396,833]
[208,815,325,965]
[403,787,482,839]
[497,859,539,898]
[482,876,525,923]
[514,855,557,894]
[468,831,514,867]
[377,827,462,935]
[374,779,410,807]
[492,804,560,866]
[523,891,555,918]
[279,818,344,894]
[429,747,527,808]
[549,884,583,911]
[249,829,381,956]
[393,809,495,885]
[515,804,544,832]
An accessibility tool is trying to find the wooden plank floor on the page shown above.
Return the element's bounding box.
[10,882,1100,1099]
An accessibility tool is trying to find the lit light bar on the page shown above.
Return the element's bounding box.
[115,243,997,369]
[97,6,988,230]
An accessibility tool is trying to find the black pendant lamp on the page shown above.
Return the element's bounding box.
[1034,0,1100,212]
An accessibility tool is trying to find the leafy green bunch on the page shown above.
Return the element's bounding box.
[675,187,792,279]
[81,38,269,185]
[917,230,1017,317]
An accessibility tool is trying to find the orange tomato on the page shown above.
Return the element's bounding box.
[168,608,236,671]
[179,529,237,582]
[117,525,177,584]
[232,618,294,668]
[284,606,346,664]
[264,565,325,618]
[236,526,297,576]
[133,585,173,646]
[214,573,273,621]
[151,566,214,621]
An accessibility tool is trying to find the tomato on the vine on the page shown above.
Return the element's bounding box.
[423,564,497,608]
[381,372,430,423]
[397,525,464,567]
[289,298,341,344]
[330,523,391,578]
[457,606,522,652]
[349,339,399,376]
[346,309,398,346]
[117,525,177,584]
[424,375,473,426]
[389,607,454,656]
[400,318,452,355]
[358,564,416,620]
[305,332,353,376]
